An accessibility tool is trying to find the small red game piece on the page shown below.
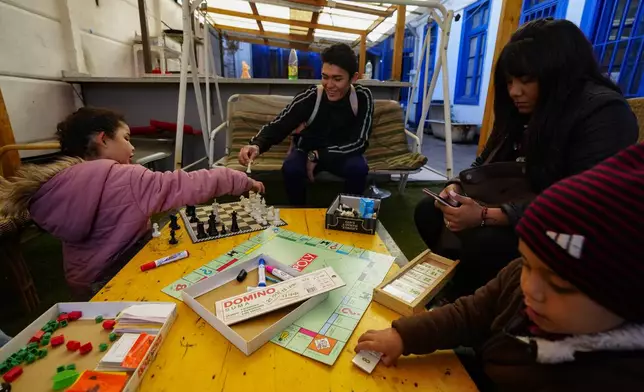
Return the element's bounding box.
[66,340,81,352]
[67,311,82,321]
[51,335,65,347]
[3,366,23,383]
[79,342,92,355]
[102,320,116,330]
[29,330,45,343]
[56,314,69,323]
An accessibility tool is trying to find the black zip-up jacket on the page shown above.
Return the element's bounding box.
[449,81,638,226]
[249,85,374,166]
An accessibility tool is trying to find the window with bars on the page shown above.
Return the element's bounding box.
[454,0,490,105]
[589,0,643,98]
[520,0,568,24]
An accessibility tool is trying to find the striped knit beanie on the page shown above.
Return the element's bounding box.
[516,143,644,322]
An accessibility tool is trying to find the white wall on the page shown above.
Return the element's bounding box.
[0,0,182,155]
[429,0,503,124]
[565,0,586,26]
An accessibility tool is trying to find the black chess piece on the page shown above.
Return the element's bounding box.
[196,221,207,239]
[230,211,240,232]
[190,214,199,224]
[169,229,178,244]
[220,223,227,235]
[169,214,180,230]
[207,217,219,236]
[187,205,196,216]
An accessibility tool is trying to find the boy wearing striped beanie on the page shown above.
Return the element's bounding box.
[355,143,644,390]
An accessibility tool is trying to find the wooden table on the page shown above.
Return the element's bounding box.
[92,208,477,392]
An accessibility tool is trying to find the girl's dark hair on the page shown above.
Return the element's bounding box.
[56,107,126,158]
[490,18,620,191]
[322,43,358,77]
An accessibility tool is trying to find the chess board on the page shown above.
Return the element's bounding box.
[179,202,287,243]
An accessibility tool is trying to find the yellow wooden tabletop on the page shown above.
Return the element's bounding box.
[92,208,478,392]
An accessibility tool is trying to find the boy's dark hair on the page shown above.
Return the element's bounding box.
[321,43,358,77]
[56,107,126,158]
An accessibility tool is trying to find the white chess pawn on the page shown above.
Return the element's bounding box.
[273,208,281,225]
[266,207,274,221]
[152,223,161,238]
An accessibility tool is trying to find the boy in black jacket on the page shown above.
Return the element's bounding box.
[238,44,374,205]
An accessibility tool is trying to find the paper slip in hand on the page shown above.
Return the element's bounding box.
[352,350,382,374]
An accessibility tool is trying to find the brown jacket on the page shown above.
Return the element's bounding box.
[392,260,644,391]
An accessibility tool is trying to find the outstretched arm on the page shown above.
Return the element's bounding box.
[129,166,254,216]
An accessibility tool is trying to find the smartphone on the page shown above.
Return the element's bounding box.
[423,188,461,208]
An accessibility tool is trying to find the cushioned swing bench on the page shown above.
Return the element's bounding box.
[209,94,428,192]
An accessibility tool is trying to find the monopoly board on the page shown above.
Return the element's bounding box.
[161,227,395,365]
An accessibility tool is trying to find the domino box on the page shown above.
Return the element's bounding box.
[373,250,459,316]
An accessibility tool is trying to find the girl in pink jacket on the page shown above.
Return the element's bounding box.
[0,108,264,298]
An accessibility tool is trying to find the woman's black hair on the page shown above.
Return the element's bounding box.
[56,107,126,158]
[490,18,620,191]
[322,43,358,77]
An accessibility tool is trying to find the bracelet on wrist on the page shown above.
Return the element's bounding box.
[481,206,489,227]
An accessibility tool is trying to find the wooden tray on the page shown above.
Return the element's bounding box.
[373,250,458,316]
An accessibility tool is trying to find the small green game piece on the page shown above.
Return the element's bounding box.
[108,332,117,342]
[43,332,52,340]
[41,338,50,346]
[56,365,65,373]
[66,364,76,371]
[60,320,68,327]
[0,362,9,374]
[95,315,104,323]
[52,370,80,391]
[38,348,48,359]
[7,358,20,367]
[25,354,36,364]
[27,342,38,350]
[99,343,108,352]
[52,321,60,330]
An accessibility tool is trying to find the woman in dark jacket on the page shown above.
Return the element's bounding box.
[415,19,639,299]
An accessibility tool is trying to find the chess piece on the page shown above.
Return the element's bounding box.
[230,211,240,232]
[266,207,274,221]
[273,208,281,225]
[186,205,196,217]
[260,218,267,226]
[208,216,219,236]
[190,214,199,223]
[220,223,227,235]
[169,229,178,244]
[152,223,161,238]
[196,221,207,239]
[169,214,180,230]
[246,161,252,174]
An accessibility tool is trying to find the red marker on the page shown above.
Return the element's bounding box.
[141,250,189,271]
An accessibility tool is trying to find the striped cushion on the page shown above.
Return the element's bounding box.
[221,99,427,172]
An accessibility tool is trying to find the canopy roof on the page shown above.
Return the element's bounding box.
[190,0,426,51]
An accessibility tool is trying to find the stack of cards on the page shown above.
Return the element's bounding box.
[382,262,446,304]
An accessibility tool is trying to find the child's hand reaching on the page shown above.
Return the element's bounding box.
[251,179,265,194]
[354,328,404,367]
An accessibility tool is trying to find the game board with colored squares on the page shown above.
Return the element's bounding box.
[161,227,395,365]
[178,201,287,243]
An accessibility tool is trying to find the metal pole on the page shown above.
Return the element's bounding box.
[204,14,212,143]
[174,0,192,169]
[137,0,153,74]
[440,11,454,179]
[187,17,211,164]
[403,20,429,129]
